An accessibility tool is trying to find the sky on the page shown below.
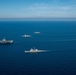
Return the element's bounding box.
[0,0,76,18]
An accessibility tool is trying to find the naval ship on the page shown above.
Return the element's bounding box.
[24,48,46,53]
[34,32,40,34]
[22,34,31,38]
[0,38,13,44]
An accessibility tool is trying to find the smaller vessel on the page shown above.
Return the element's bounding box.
[0,38,13,44]
[22,34,31,38]
[24,48,46,53]
[34,32,40,34]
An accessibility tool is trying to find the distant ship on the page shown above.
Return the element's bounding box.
[0,38,13,44]
[34,32,40,34]
[22,34,31,38]
[24,48,46,53]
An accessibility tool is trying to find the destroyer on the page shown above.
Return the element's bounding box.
[24,48,46,53]
[0,38,13,44]
[22,34,31,38]
[34,32,40,34]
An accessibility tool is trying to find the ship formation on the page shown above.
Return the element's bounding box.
[0,32,47,53]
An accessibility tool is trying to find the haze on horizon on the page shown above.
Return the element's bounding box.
[0,0,76,19]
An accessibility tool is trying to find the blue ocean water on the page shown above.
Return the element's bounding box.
[0,21,76,75]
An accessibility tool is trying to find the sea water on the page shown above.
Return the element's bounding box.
[0,20,76,75]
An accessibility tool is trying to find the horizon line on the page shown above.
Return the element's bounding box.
[0,18,76,21]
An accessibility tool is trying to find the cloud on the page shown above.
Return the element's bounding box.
[0,3,76,18]
[22,3,76,18]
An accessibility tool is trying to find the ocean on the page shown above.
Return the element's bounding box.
[0,20,76,75]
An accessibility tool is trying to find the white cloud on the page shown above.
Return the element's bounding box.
[22,3,76,18]
[0,3,76,18]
